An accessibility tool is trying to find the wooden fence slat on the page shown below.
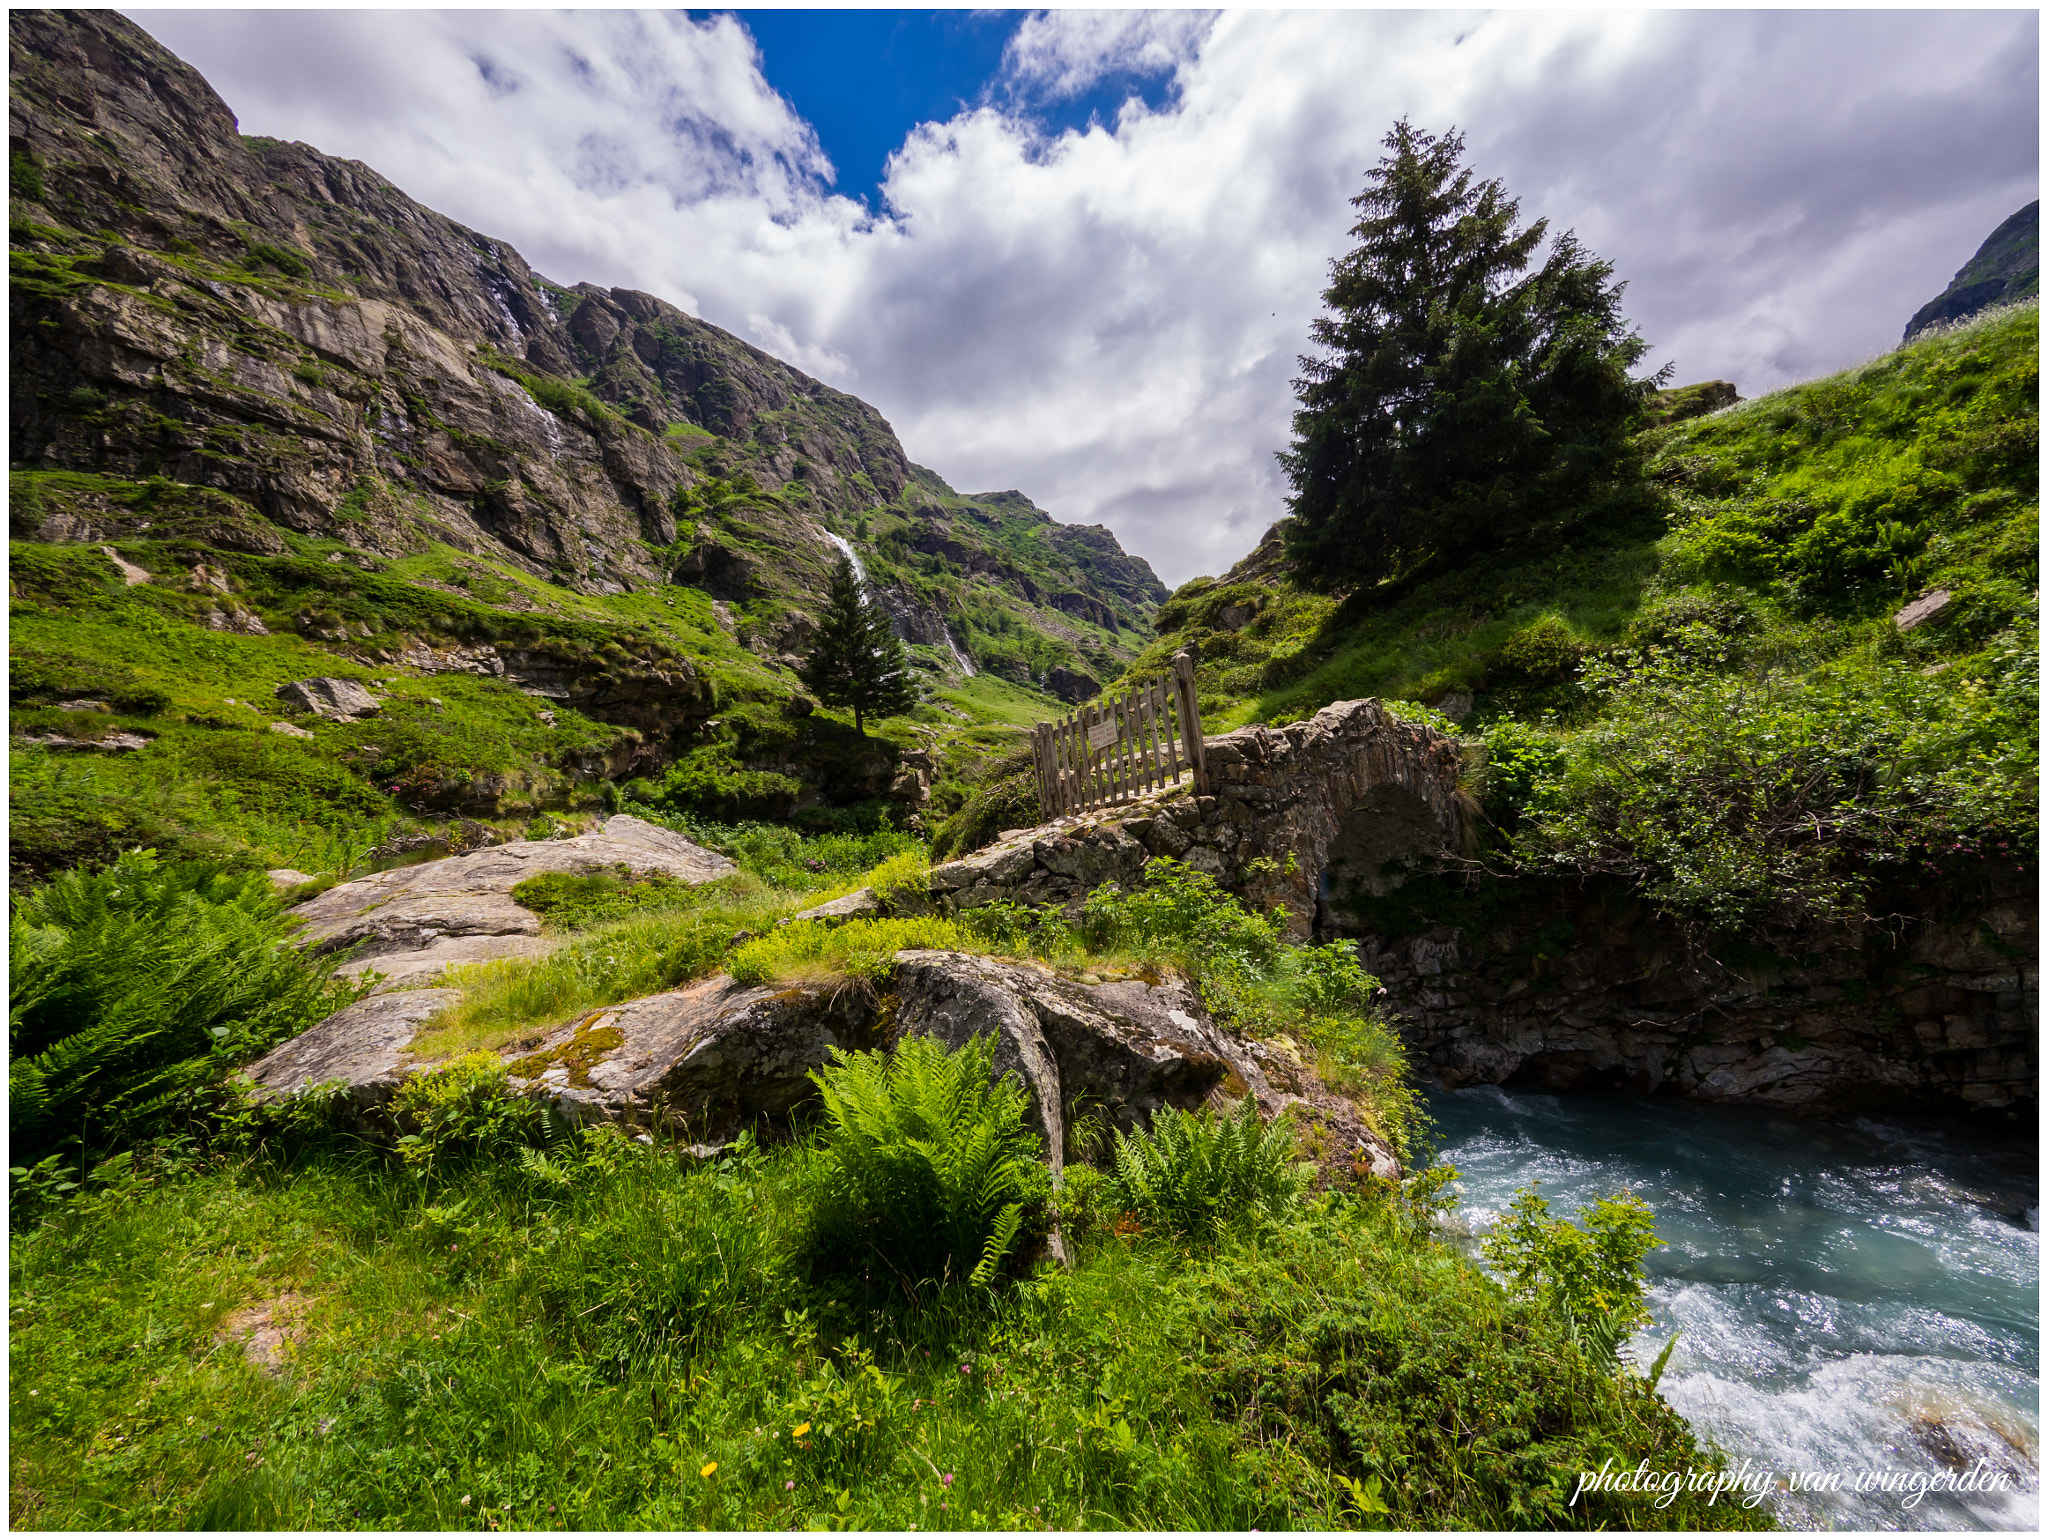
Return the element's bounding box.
[1078,703,1095,808]
[1064,716,1081,819]
[1147,682,1168,790]
[1159,679,1178,786]
[1152,680,1176,786]
[1129,687,1144,796]
[1136,686,1156,793]
[1111,693,1129,803]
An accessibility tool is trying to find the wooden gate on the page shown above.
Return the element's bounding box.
[1031,651,1205,817]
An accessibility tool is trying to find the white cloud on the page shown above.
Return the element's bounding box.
[999,9,1217,102]
[130,9,2038,587]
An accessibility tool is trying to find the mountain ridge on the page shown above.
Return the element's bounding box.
[9,9,1163,659]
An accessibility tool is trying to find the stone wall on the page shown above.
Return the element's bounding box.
[1349,875,2037,1118]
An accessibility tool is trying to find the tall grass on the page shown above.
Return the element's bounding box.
[411,877,813,1057]
[8,1129,1766,1531]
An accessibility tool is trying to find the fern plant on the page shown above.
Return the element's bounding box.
[9,850,359,1160]
[1105,1095,1310,1244]
[808,1033,1046,1286]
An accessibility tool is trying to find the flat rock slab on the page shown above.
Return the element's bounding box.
[244,988,461,1105]
[505,973,880,1130]
[288,814,736,991]
[339,933,559,989]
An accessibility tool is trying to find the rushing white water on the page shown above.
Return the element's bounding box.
[1428,1086,2039,1532]
[821,529,976,677]
[822,529,868,585]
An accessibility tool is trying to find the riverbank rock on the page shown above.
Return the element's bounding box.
[243,950,1403,1184]
[1352,876,2037,1118]
[244,989,462,1106]
[286,814,735,989]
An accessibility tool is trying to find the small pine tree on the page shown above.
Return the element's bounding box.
[1279,120,1666,591]
[799,554,919,733]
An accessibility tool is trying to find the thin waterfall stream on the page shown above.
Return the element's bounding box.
[821,529,977,678]
[1428,1085,2039,1530]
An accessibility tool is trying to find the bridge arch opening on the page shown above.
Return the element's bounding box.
[1314,782,1443,939]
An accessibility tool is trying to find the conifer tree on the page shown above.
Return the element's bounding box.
[799,555,919,733]
[1280,121,1665,590]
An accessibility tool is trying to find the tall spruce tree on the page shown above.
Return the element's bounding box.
[799,554,919,733]
[1279,121,1665,591]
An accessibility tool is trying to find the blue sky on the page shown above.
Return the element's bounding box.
[131,9,2038,585]
[735,10,1180,209]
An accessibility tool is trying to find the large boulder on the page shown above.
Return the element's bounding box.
[275,677,381,720]
[288,814,736,989]
[242,948,1403,1183]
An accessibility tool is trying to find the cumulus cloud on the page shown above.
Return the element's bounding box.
[999,10,1216,101]
[131,9,2037,586]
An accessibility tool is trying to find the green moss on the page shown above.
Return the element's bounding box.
[504,1016,627,1088]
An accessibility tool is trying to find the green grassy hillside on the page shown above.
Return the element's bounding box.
[1130,302,2038,939]
[5,469,1075,883]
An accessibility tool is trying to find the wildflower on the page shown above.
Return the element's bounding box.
[792,1421,811,1439]
[960,1363,971,1374]
[461,1495,472,1506]
[701,1462,718,1479]
[942,1473,954,1486]
[785,1480,795,1491]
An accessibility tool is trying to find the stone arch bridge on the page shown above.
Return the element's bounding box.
[821,698,1473,935]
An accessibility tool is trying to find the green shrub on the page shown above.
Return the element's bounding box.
[1106,1095,1310,1244]
[865,848,930,911]
[1077,857,1285,978]
[242,241,311,278]
[927,754,1039,860]
[1481,1184,1664,1370]
[8,850,360,1160]
[509,867,697,931]
[387,1051,545,1174]
[807,1033,1048,1285]
[1513,642,2037,939]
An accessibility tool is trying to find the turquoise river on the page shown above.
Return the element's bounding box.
[1427,1086,2039,1531]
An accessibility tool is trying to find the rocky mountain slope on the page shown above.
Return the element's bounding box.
[8,10,1165,875]
[1904,199,2039,341]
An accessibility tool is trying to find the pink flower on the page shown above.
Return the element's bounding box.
[942,1474,954,1486]
[785,1481,795,1491]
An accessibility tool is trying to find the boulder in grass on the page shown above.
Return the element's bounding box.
[275,677,381,720]
[1894,590,1954,632]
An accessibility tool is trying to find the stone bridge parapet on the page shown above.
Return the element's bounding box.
[808,699,1471,935]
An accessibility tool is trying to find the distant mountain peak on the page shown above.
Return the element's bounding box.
[1904,200,2039,341]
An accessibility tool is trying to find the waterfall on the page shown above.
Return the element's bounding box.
[820,530,976,677]
[823,530,868,585]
